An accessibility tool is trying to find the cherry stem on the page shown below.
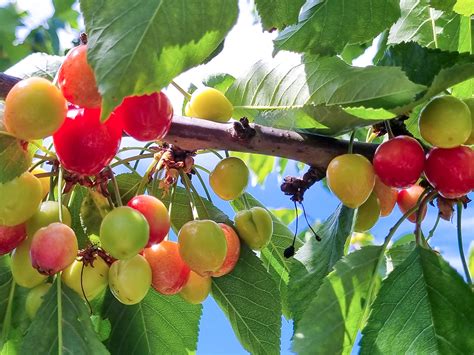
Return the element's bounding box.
[198,149,224,160]
[456,201,472,286]
[58,167,64,223]
[109,168,123,207]
[224,150,230,158]
[291,201,299,247]
[136,159,160,195]
[113,155,139,174]
[109,153,155,168]
[348,130,356,154]
[30,140,56,157]
[131,142,155,170]
[426,212,441,241]
[179,170,200,220]
[56,275,63,355]
[242,193,251,210]
[414,190,437,246]
[194,164,211,174]
[80,261,93,314]
[384,120,395,139]
[301,202,321,241]
[193,168,213,203]
[182,170,210,220]
[170,80,191,100]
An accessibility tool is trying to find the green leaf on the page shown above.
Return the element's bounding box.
[254,0,305,30]
[468,242,474,284]
[274,0,400,56]
[81,0,239,120]
[454,0,474,15]
[227,56,425,112]
[452,16,473,98]
[388,0,462,52]
[0,256,12,336]
[90,315,111,342]
[386,241,416,270]
[5,53,63,80]
[22,282,108,354]
[212,245,281,354]
[107,172,142,205]
[288,205,355,323]
[68,185,89,249]
[293,246,383,354]
[203,73,236,94]
[101,290,201,354]
[268,208,301,226]
[360,246,474,354]
[429,0,457,11]
[231,193,302,319]
[0,135,32,184]
[80,190,112,237]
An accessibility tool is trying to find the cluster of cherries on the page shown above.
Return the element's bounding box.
[0,42,272,311]
[327,95,474,231]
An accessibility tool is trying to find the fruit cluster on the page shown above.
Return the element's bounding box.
[327,95,473,230]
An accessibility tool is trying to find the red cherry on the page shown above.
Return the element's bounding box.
[373,136,425,188]
[425,146,474,199]
[397,185,427,223]
[127,195,171,247]
[53,108,123,176]
[58,45,101,109]
[0,224,26,255]
[115,92,173,141]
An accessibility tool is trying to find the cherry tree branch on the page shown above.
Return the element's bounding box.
[0,72,377,172]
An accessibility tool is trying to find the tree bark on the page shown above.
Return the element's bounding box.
[0,72,377,173]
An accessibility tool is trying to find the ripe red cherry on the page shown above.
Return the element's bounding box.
[425,146,474,199]
[397,185,427,223]
[0,224,26,255]
[143,240,190,295]
[127,195,170,247]
[53,108,122,176]
[373,136,425,188]
[211,224,240,277]
[115,92,173,141]
[58,44,101,108]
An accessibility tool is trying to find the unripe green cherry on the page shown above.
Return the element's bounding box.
[209,157,249,201]
[188,87,233,122]
[26,201,72,237]
[100,206,149,260]
[326,154,375,208]
[179,271,211,305]
[11,237,47,288]
[354,192,380,232]
[61,256,109,300]
[26,283,52,319]
[419,96,472,148]
[234,207,273,250]
[463,98,474,145]
[109,254,152,305]
[178,220,227,277]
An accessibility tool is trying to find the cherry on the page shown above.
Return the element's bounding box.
[11,237,47,288]
[62,257,109,300]
[58,44,101,108]
[354,193,380,232]
[53,107,123,176]
[26,201,72,237]
[373,176,398,217]
[187,87,233,122]
[4,77,67,140]
[178,220,227,277]
[373,136,425,188]
[127,195,170,247]
[108,254,151,305]
[30,223,78,275]
[114,92,173,142]
[326,154,375,208]
[26,283,52,319]
[397,185,427,223]
[0,223,26,255]
[211,224,240,277]
[463,98,474,145]
[425,146,474,199]
[31,168,50,199]
[234,207,273,251]
[100,206,149,260]
[209,157,249,201]
[143,240,190,295]
[179,271,211,305]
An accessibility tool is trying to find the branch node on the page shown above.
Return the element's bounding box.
[232,117,256,141]
[280,166,325,202]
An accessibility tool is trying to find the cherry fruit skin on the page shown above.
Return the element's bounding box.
[108,254,152,305]
[425,146,474,199]
[127,195,170,247]
[26,283,52,319]
[234,207,273,251]
[62,257,109,300]
[209,157,249,201]
[53,108,122,176]
[373,136,425,188]
[419,96,471,148]
[463,98,474,145]
[115,92,173,141]
[30,223,78,275]
[143,240,190,295]
[211,224,240,277]
[179,271,211,305]
[4,77,67,140]
[354,193,380,232]
[0,172,43,226]
[100,206,149,260]
[0,223,26,255]
[31,168,50,199]
[188,87,233,122]
[178,220,227,277]
[326,154,375,208]
[373,176,398,217]
[26,201,72,237]
[58,44,101,108]
[11,237,47,288]
[397,185,427,223]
